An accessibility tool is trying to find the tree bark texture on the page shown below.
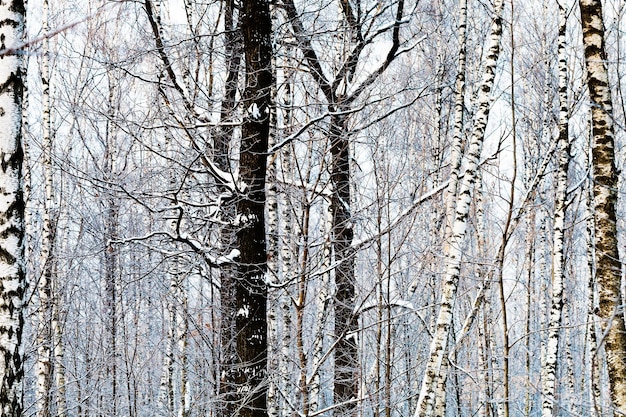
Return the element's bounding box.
[235,0,272,415]
[0,1,25,415]
[540,3,570,414]
[330,110,359,416]
[579,0,626,413]
[36,0,53,414]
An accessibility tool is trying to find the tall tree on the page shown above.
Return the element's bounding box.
[281,1,407,413]
[579,0,626,413]
[35,0,53,414]
[234,0,272,415]
[0,1,25,415]
[540,2,570,414]
[413,0,504,414]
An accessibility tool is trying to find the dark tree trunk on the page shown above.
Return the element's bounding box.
[329,110,358,416]
[234,0,272,416]
[216,2,242,416]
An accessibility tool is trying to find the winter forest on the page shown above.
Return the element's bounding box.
[1,0,626,416]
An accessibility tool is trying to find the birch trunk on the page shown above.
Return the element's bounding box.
[36,0,53,413]
[310,203,332,413]
[563,301,576,412]
[176,274,190,417]
[444,0,468,240]
[266,75,279,417]
[266,35,280,411]
[0,1,25,415]
[585,180,602,416]
[413,0,504,415]
[52,301,67,417]
[103,70,120,417]
[279,150,294,416]
[540,3,570,414]
[158,288,175,416]
[524,209,535,416]
[579,0,626,412]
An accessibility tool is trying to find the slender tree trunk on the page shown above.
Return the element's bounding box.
[444,0,468,241]
[585,180,602,417]
[36,0,53,413]
[579,0,626,413]
[103,72,119,417]
[215,2,241,414]
[524,209,535,417]
[431,0,468,405]
[176,277,190,417]
[234,1,271,415]
[296,203,310,415]
[540,3,570,414]
[52,300,67,417]
[413,0,504,414]
[310,203,332,413]
[159,287,175,417]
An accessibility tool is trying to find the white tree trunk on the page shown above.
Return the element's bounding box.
[310,202,332,414]
[158,290,175,417]
[585,181,602,417]
[36,0,53,414]
[0,1,25,415]
[52,301,67,417]
[413,0,504,415]
[176,278,190,417]
[540,3,570,415]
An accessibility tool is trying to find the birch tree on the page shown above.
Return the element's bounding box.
[35,0,53,414]
[413,0,504,414]
[540,2,570,414]
[0,1,25,415]
[579,0,626,413]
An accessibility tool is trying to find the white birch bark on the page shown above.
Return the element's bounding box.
[540,3,570,414]
[430,0,467,395]
[266,26,280,414]
[0,1,25,415]
[158,290,175,417]
[159,127,176,417]
[176,277,190,417]
[309,202,332,414]
[413,1,504,414]
[585,180,602,416]
[563,301,576,412]
[52,301,67,417]
[36,0,53,414]
[279,145,294,415]
[579,0,626,412]
[475,169,492,417]
[443,0,468,242]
